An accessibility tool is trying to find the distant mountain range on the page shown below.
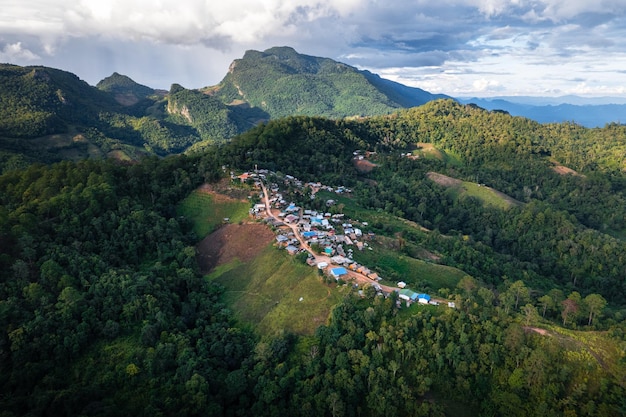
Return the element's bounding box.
[458,97,626,127]
[1,46,625,169]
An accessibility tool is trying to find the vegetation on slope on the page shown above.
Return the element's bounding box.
[2,99,626,416]
[210,46,446,119]
[0,64,119,138]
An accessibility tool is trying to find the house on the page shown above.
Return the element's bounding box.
[276,235,289,244]
[397,281,407,289]
[330,255,352,265]
[317,262,328,270]
[285,214,299,224]
[417,294,431,304]
[330,267,348,279]
[302,231,318,239]
[399,289,418,302]
[285,245,299,255]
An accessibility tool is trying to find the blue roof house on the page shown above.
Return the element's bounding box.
[330,267,348,279]
[417,293,431,304]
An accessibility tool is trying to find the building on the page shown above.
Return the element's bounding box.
[330,267,348,279]
[417,294,431,304]
[399,289,419,302]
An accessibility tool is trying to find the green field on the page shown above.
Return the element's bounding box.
[353,244,466,292]
[447,180,521,210]
[208,246,345,336]
[177,189,251,238]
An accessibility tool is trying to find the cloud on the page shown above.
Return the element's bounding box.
[1,0,625,96]
[1,0,364,49]
[0,41,40,61]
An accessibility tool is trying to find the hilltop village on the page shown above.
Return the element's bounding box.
[233,167,449,309]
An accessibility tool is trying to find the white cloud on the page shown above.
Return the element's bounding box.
[0,42,40,61]
[1,0,364,47]
[1,0,625,96]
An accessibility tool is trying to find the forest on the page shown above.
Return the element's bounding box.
[1,100,626,416]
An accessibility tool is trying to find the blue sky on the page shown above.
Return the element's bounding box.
[2,0,626,97]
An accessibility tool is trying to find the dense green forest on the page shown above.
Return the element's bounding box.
[2,100,626,416]
[0,49,449,171]
[210,46,447,119]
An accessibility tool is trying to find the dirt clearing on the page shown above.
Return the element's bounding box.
[427,172,463,187]
[354,158,377,173]
[196,223,275,274]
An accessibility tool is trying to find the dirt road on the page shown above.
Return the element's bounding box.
[259,181,397,294]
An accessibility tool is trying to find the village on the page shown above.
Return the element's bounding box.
[234,166,453,309]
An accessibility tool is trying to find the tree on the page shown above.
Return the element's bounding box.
[537,294,554,318]
[521,303,539,326]
[583,293,607,326]
[477,287,495,307]
[507,280,530,311]
[561,293,581,326]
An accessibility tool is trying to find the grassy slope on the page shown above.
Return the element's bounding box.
[427,172,521,210]
[209,247,345,336]
[449,180,521,210]
[177,190,250,238]
[353,244,466,291]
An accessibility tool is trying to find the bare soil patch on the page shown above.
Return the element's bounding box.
[196,223,275,273]
[197,180,251,201]
[427,172,462,187]
[552,164,582,176]
[354,158,377,173]
[524,326,551,336]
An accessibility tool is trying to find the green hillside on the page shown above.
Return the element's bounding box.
[0,48,452,165]
[96,72,156,106]
[0,64,119,138]
[210,246,344,336]
[3,82,626,415]
[209,46,448,119]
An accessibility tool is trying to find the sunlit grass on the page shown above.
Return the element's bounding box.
[177,190,250,238]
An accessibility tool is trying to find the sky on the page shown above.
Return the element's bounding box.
[2,0,626,98]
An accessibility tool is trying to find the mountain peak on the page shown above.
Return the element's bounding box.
[214,46,447,119]
[97,72,154,106]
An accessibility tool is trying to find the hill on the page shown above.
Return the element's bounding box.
[206,46,449,119]
[2,101,626,415]
[0,49,450,167]
[96,72,157,106]
[0,64,119,139]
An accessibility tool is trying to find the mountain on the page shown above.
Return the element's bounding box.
[206,46,449,118]
[0,49,453,169]
[96,72,158,106]
[2,100,626,415]
[470,95,626,106]
[459,96,626,127]
[0,64,119,138]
